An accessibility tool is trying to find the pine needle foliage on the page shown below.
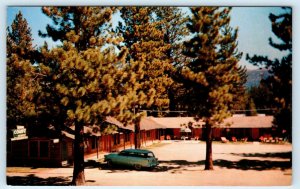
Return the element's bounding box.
[38,6,143,185]
[180,7,243,170]
[246,7,292,140]
[7,11,39,127]
[118,7,174,148]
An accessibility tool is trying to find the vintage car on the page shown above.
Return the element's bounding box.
[104,149,159,170]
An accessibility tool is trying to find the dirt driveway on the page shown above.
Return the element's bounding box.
[7,141,292,186]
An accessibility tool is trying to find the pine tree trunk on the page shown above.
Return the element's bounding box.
[205,124,214,170]
[168,89,176,117]
[72,123,85,185]
[134,121,141,149]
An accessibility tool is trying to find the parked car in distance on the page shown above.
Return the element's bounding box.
[104,149,159,170]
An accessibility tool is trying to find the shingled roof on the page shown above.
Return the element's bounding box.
[105,116,134,131]
[149,115,273,129]
[140,117,167,130]
[105,116,166,131]
[220,115,274,128]
[149,117,205,129]
[63,115,274,139]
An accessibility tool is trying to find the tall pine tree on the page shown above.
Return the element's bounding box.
[230,66,248,112]
[118,7,174,148]
[152,7,189,66]
[246,7,292,140]
[7,11,38,128]
[151,7,191,116]
[38,7,143,185]
[180,7,243,170]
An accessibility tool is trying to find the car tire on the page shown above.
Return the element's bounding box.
[107,160,113,167]
[134,164,142,170]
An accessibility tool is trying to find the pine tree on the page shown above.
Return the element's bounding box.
[246,7,292,140]
[151,7,191,116]
[38,6,142,185]
[7,11,38,128]
[248,81,275,113]
[180,7,243,170]
[118,7,174,148]
[246,98,257,116]
[152,7,189,66]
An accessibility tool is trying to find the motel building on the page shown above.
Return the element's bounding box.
[7,114,278,167]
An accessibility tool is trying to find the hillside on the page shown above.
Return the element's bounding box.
[245,69,270,88]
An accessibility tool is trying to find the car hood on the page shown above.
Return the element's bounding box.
[104,153,118,158]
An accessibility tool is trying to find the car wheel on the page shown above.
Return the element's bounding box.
[149,166,156,170]
[107,160,113,167]
[134,164,142,170]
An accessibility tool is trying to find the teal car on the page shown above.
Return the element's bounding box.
[104,149,159,170]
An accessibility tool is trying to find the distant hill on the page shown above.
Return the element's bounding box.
[245,69,270,88]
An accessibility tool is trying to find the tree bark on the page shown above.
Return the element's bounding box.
[134,119,141,149]
[205,123,214,170]
[168,89,176,117]
[72,122,85,185]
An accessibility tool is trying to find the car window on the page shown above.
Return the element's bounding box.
[121,151,155,158]
[127,152,146,158]
[135,152,154,158]
[138,153,147,158]
[119,151,129,156]
[147,152,154,157]
[128,152,136,157]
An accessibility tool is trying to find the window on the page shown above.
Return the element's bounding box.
[29,141,38,158]
[128,152,138,157]
[125,133,130,142]
[147,152,154,157]
[119,151,129,156]
[91,137,97,149]
[147,131,151,138]
[29,140,49,159]
[39,141,49,158]
[139,153,147,158]
[114,134,120,145]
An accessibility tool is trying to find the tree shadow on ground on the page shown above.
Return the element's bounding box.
[85,160,102,169]
[75,151,292,174]
[7,174,72,186]
[85,159,176,173]
[100,163,154,173]
[229,151,292,159]
[84,160,135,173]
[7,174,97,186]
[152,157,291,173]
[153,160,205,173]
[88,156,291,173]
[214,159,291,171]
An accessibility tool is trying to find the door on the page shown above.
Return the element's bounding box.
[61,141,68,161]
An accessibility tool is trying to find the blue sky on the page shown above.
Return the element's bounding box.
[230,7,289,70]
[7,6,289,70]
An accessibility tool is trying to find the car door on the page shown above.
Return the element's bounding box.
[114,151,129,165]
[127,152,146,167]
